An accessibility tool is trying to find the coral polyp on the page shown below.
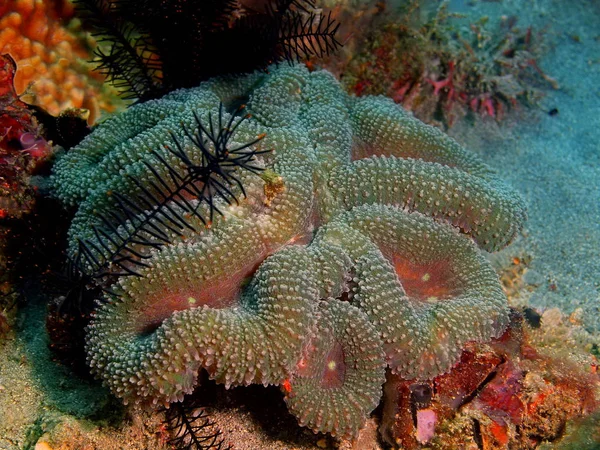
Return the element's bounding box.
[52,64,525,438]
[283,299,385,438]
[322,204,509,379]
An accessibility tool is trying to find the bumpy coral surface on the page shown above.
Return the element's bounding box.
[0,0,121,120]
[52,64,525,438]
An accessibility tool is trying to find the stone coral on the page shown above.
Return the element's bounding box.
[0,0,121,120]
[52,64,525,439]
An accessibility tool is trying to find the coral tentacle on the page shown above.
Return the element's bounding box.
[86,242,318,404]
[283,299,385,439]
[324,156,526,251]
[349,96,492,177]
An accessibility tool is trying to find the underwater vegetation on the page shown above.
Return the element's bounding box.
[324,0,558,128]
[51,62,526,439]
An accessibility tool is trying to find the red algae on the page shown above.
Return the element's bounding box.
[380,310,600,449]
[0,54,47,219]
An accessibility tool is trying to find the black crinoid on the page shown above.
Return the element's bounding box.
[75,104,267,281]
[76,0,342,101]
[163,390,231,450]
[48,104,268,381]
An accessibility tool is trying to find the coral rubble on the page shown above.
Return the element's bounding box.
[51,64,525,438]
[380,307,600,449]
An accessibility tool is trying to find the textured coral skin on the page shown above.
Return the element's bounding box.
[52,64,526,438]
[284,299,385,438]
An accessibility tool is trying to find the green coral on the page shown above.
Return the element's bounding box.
[52,64,525,439]
[284,299,385,437]
[318,204,509,379]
